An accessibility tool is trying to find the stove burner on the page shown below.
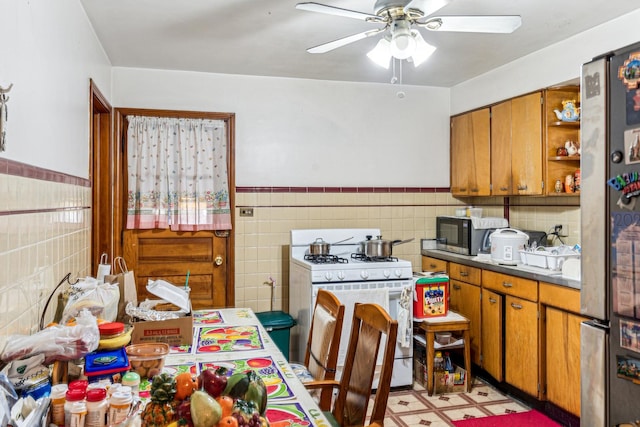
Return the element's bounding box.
[351,253,398,262]
[304,254,348,264]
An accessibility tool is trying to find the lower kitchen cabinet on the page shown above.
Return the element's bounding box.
[481,289,503,381]
[539,281,585,417]
[505,295,539,398]
[449,262,482,365]
[544,307,584,416]
[422,256,448,273]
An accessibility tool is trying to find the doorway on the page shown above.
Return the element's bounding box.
[92,102,236,309]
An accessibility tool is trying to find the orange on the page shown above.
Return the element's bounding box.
[215,395,234,418]
[218,416,238,427]
[174,372,198,401]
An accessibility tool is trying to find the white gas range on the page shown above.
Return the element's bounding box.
[289,228,414,388]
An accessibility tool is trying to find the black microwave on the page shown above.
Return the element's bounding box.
[436,216,487,256]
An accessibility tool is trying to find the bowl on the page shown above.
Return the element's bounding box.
[125,343,169,378]
[436,332,452,345]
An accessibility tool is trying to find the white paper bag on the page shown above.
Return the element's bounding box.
[96,253,111,282]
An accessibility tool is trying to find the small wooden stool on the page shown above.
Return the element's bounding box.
[419,310,472,396]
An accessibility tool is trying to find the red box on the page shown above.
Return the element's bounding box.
[414,275,449,318]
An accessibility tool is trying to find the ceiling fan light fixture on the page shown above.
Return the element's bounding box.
[390,20,416,59]
[367,37,392,69]
[411,30,436,67]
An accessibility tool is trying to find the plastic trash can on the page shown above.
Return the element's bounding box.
[256,310,297,361]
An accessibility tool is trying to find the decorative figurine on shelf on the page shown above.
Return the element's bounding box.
[554,99,581,122]
[565,140,581,156]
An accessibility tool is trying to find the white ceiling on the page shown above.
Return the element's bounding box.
[79,0,639,88]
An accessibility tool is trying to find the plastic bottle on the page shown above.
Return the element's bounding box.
[85,388,108,427]
[69,401,87,427]
[64,389,86,427]
[434,351,444,371]
[121,372,141,398]
[108,390,133,426]
[50,383,68,427]
[444,352,454,372]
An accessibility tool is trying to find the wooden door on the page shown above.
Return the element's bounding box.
[114,108,235,310]
[481,289,503,381]
[450,109,491,196]
[505,295,539,397]
[123,229,229,309]
[450,280,481,365]
[491,100,512,195]
[511,92,543,195]
[545,308,585,416]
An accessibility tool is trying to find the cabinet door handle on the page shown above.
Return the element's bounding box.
[460,271,468,277]
[517,184,528,191]
[453,284,461,290]
[510,302,523,310]
[500,186,509,191]
[489,297,497,304]
[429,263,437,269]
[502,281,513,288]
[471,188,479,193]
[460,187,467,192]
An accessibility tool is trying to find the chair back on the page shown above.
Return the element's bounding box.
[305,289,345,408]
[332,303,398,427]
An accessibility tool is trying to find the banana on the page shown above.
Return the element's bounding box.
[98,327,133,350]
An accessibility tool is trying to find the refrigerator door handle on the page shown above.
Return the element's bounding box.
[581,321,608,427]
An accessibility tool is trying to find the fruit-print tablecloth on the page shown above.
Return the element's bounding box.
[163,308,332,427]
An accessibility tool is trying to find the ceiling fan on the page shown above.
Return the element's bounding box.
[296,0,522,69]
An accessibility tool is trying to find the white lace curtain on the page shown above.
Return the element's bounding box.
[126,116,232,231]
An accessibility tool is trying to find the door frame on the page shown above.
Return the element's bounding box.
[112,108,236,307]
[90,80,113,274]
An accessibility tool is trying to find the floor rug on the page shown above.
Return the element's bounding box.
[452,410,562,427]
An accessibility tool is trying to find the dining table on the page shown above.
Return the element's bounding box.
[156,307,333,427]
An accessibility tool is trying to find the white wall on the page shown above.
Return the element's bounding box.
[0,0,112,179]
[451,8,640,114]
[112,69,451,187]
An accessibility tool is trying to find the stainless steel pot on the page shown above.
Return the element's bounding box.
[308,237,353,255]
[358,236,414,258]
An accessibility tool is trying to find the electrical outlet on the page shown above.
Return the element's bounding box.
[554,223,568,236]
[239,208,254,217]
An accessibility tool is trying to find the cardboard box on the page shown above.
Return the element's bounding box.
[131,315,193,346]
[130,280,194,346]
[414,275,449,319]
[434,364,467,394]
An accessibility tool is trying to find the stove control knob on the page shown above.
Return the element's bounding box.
[337,271,345,280]
[383,270,391,278]
[360,270,370,279]
[394,269,403,277]
[324,272,333,281]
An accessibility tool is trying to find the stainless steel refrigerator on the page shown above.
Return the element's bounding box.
[581,41,640,427]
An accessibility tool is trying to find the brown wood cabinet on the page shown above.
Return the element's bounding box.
[449,262,482,365]
[505,295,539,397]
[422,256,448,273]
[539,282,585,417]
[450,108,491,196]
[481,289,503,381]
[544,86,581,196]
[491,92,544,196]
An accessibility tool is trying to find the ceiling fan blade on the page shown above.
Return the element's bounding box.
[296,2,381,21]
[404,0,450,17]
[307,28,387,53]
[420,15,522,33]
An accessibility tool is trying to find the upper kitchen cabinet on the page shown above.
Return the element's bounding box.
[450,108,491,196]
[491,92,544,196]
[543,86,581,196]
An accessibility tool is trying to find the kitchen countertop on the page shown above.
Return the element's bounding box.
[421,249,581,290]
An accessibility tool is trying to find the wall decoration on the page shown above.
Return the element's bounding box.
[0,83,12,152]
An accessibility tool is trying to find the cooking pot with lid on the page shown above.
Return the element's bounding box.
[358,236,414,258]
[489,228,529,265]
[308,236,353,255]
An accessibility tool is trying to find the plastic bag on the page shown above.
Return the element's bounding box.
[1,309,99,365]
[61,277,120,323]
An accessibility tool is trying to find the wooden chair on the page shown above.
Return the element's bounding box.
[305,303,398,427]
[290,289,345,409]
